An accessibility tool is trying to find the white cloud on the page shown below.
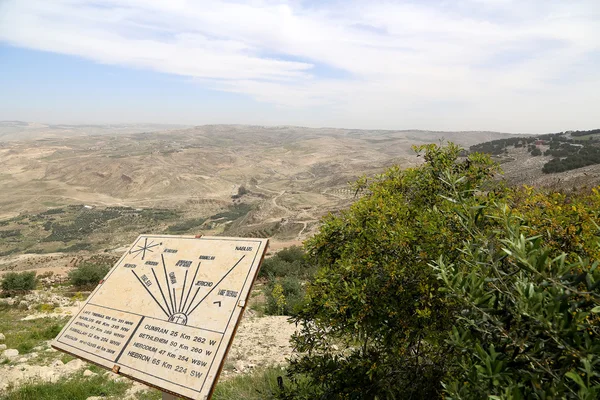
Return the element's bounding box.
[0,0,599,132]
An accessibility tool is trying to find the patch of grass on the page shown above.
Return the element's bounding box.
[0,372,130,400]
[134,389,162,399]
[212,367,286,400]
[35,303,58,313]
[134,367,289,400]
[60,354,76,364]
[0,303,68,354]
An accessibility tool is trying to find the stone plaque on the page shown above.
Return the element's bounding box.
[52,235,269,400]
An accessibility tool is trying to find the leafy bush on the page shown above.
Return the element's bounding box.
[1,271,37,293]
[283,143,600,399]
[285,144,499,399]
[431,172,600,399]
[68,262,111,288]
[265,276,305,316]
[259,246,314,279]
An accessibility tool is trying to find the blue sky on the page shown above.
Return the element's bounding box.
[0,0,599,133]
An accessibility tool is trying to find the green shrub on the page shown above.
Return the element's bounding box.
[1,271,37,293]
[259,246,314,279]
[430,173,600,399]
[283,143,600,399]
[68,262,110,288]
[265,276,305,316]
[285,144,497,399]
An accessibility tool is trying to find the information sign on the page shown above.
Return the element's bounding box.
[52,235,269,400]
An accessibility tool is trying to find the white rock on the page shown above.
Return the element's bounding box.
[65,358,85,370]
[83,369,97,377]
[2,349,19,359]
[0,333,5,341]
[17,357,28,363]
[234,360,246,372]
[0,344,6,351]
[51,360,64,367]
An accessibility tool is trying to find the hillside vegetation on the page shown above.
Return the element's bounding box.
[277,144,600,399]
[471,129,600,174]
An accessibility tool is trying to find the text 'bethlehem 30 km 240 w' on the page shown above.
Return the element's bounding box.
[52,235,268,400]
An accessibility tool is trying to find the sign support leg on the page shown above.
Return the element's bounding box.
[162,392,180,400]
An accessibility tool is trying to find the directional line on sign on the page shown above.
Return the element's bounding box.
[187,255,245,317]
[180,262,200,313]
[172,288,177,313]
[162,255,176,314]
[151,268,172,315]
[178,270,188,313]
[131,271,170,317]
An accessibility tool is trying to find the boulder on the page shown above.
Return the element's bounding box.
[0,333,5,341]
[0,344,6,351]
[83,369,97,377]
[1,349,19,359]
[65,358,85,371]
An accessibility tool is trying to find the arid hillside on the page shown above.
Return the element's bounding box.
[0,124,515,265]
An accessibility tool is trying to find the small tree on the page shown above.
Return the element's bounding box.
[1,271,37,294]
[285,144,500,399]
[68,262,110,288]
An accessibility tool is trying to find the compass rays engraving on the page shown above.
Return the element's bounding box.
[131,255,246,325]
[129,238,161,260]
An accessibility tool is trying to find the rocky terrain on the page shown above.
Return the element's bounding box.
[0,284,294,398]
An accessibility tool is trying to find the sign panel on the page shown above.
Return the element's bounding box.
[52,235,269,400]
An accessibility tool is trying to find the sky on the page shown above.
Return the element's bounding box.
[0,0,599,133]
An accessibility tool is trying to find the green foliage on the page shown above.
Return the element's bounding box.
[44,208,123,242]
[68,262,111,288]
[166,218,206,233]
[430,172,600,399]
[0,303,67,354]
[259,246,314,316]
[1,271,37,293]
[212,366,288,400]
[542,144,600,173]
[232,185,249,199]
[470,129,600,174]
[265,276,305,316]
[15,322,64,354]
[285,143,500,399]
[0,372,129,400]
[0,230,20,239]
[259,246,313,279]
[211,203,253,221]
[285,142,600,399]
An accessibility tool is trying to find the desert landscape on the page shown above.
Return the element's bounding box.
[2,123,599,399]
[0,123,514,272]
